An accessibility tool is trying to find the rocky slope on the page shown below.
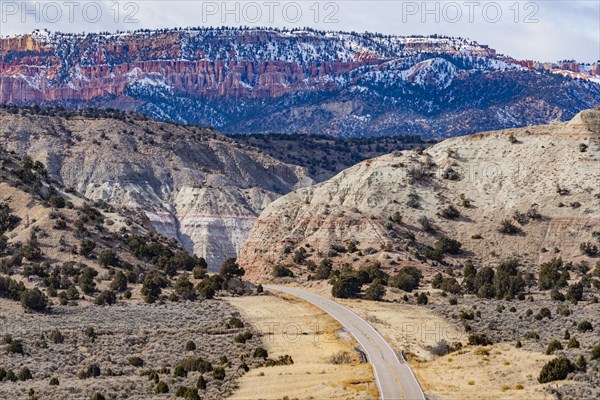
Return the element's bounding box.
[0,106,311,269]
[239,109,600,280]
[1,28,600,137]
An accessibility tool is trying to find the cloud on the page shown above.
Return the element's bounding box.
[0,0,597,62]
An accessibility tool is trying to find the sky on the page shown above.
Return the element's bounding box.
[0,0,598,63]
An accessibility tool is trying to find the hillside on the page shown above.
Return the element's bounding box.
[0,144,271,399]
[1,28,600,137]
[239,108,600,280]
[0,105,311,269]
[230,133,428,182]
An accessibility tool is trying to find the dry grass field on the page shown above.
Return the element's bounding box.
[227,292,377,400]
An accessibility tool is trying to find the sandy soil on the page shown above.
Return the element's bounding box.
[412,342,559,400]
[226,292,377,400]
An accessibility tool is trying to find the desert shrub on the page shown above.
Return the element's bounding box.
[536,308,552,320]
[314,258,333,280]
[439,277,462,295]
[178,387,200,400]
[436,237,463,255]
[358,262,389,284]
[0,368,16,382]
[538,357,575,383]
[0,203,21,235]
[292,247,308,264]
[253,347,268,359]
[459,311,475,320]
[389,211,402,224]
[196,375,207,390]
[79,363,101,379]
[49,329,64,344]
[406,192,420,208]
[566,283,583,303]
[539,258,569,290]
[331,275,361,299]
[212,367,226,380]
[418,216,435,234]
[6,339,24,354]
[432,273,443,289]
[235,331,253,344]
[272,264,294,278]
[94,290,117,306]
[390,266,422,292]
[498,219,521,235]
[512,211,528,225]
[265,355,294,366]
[128,356,144,367]
[178,356,213,373]
[438,205,460,219]
[525,331,540,340]
[591,343,600,360]
[468,334,493,346]
[578,320,593,332]
[78,267,98,295]
[219,258,245,277]
[141,271,168,303]
[173,365,187,377]
[567,338,580,349]
[155,381,169,393]
[85,327,97,343]
[91,394,106,400]
[79,239,96,258]
[49,377,59,385]
[227,317,244,329]
[550,289,565,302]
[580,242,598,257]
[98,251,120,268]
[174,276,197,301]
[17,367,32,381]
[364,279,386,301]
[546,340,563,355]
[330,351,352,364]
[417,292,428,305]
[442,167,460,180]
[407,166,432,185]
[185,340,196,351]
[110,271,128,292]
[428,340,462,356]
[20,288,48,312]
[192,266,206,280]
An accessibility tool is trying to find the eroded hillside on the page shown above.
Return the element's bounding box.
[239,109,600,280]
[0,106,312,269]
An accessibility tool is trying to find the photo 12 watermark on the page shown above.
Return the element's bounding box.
[0,1,343,28]
[0,1,544,33]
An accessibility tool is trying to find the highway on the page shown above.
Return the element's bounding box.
[265,285,426,400]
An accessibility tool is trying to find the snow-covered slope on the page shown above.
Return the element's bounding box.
[1,27,600,137]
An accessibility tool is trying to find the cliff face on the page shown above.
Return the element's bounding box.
[0,108,312,269]
[2,28,599,137]
[239,109,600,281]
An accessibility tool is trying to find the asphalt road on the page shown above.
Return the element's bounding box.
[265,285,426,400]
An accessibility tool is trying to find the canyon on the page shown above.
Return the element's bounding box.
[0,106,311,269]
